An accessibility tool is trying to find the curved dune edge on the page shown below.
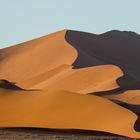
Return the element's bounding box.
[65,30,140,80]
[104,90,140,104]
[18,64,123,94]
[0,30,78,83]
[1,29,140,138]
[0,89,140,138]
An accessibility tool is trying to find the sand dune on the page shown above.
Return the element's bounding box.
[19,64,123,93]
[0,88,140,138]
[0,29,140,138]
[0,30,77,83]
[18,64,73,89]
[104,90,140,104]
[66,30,140,80]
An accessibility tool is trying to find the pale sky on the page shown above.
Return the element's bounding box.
[0,0,140,48]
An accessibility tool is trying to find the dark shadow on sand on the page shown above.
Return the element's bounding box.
[0,80,24,90]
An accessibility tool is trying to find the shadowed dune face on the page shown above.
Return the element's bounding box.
[103,90,140,105]
[65,30,140,79]
[0,80,23,90]
[0,30,140,138]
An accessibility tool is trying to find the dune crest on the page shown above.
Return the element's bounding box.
[18,64,123,94]
[0,30,77,83]
[0,89,140,138]
[105,90,140,104]
[0,29,140,138]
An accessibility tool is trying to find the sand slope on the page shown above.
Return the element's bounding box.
[0,88,140,138]
[0,30,77,83]
[18,64,123,93]
[105,90,140,104]
[65,30,140,80]
[0,29,140,138]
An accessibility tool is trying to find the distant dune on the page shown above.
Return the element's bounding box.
[0,29,140,138]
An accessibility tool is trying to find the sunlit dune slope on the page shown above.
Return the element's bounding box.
[0,30,77,83]
[19,64,123,93]
[1,29,140,138]
[105,90,140,104]
[0,88,140,138]
[17,64,73,89]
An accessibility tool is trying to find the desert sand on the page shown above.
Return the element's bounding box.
[104,90,140,104]
[18,64,122,93]
[0,29,140,138]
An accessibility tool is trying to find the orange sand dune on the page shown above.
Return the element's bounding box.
[18,64,123,93]
[0,30,77,83]
[0,88,140,138]
[24,65,122,94]
[105,90,140,104]
[1,29,140,138]
[18,64,73,89]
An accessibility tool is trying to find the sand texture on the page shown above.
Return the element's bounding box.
[0,30,140,138]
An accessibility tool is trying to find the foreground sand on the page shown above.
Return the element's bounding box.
[0,30,140,138]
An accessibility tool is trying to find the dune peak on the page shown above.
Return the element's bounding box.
[0,29,140,138]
